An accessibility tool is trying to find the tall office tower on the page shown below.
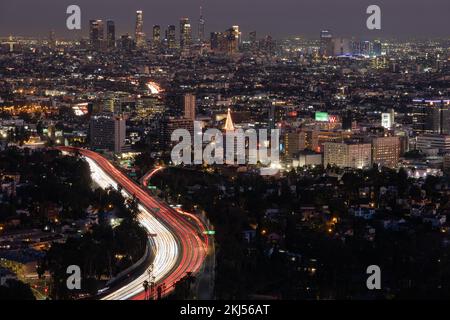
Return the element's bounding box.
[183,94,196,121]
[381,109,395,129]
[160,117,194,150]
[263,35,275,54]
[153,25,161,46]
[356,40,373,56]
[231,26,241,46]
[342,110,353,131]
[283,131,302,160]
[90,113,126,154]
[324,142,372,169]
[135,10,146,49]
[249,31,257,45]
[49,30,56,48]
[332,38,352,56]
[210,32,220,51]
[372,136,401,168]
[223,26,240,55]
[167,25,176,49]
[89,20,104,50]
[268,104,284,129]
[198,6,205,42]
[119,34,133,51]
[103,93,122,114]
[389,108,395,127]
[319,30,333,57]
[373,40,382,56]
[180,18,192,49]
[428,102,450,134]
[299,129,320,151]
[106,21,116,49]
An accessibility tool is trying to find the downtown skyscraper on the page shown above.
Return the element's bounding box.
[106,20,115,49]
[184,93,196,121]
[198,6,205,43]
[89,20,104,50]
[153,25,161,46]
[319,30,333,57]
[135,10,146,49]
[180,17,192,49]
[428,102,450,134]
[166,25,176,49]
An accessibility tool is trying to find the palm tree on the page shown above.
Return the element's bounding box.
[143,280,149,300]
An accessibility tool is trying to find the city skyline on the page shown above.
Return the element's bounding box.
[1,0,450,39]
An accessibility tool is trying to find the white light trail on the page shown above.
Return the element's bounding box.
[83,157,179,300]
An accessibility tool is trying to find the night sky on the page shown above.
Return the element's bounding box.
[1,0,449,39]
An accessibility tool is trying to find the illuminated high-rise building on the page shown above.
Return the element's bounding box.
[324,141,372,169]
[135,10,146,49]
[180,18,192,49]
[332,38,352,56]
[342,110,354,131]
[381,109,395,130]
[103,92,122,114]
[224,26,240,54]
[184,94,196,121]
[355,40,373,56]
[153,25,161,46]
[319,30,333,57]
[263,35,275,54]
[90,113,126,154]
[231,26,241,46]
[210,32,223,51]
[283,131,302,160]
[372,136,401,168]
[249,31,257,45]
[427,102,450,134]
[49,30,56,48]
[373,40,382,56]
[119,33,133,51]
[89,20,104,50]
[167,25,176,49]
[106,20,116,49]
[198,6,205,42]
[160,117,194,150]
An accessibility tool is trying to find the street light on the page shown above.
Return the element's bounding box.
[146,264,155,300]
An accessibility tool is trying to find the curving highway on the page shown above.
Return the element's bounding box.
[58,147,207,300]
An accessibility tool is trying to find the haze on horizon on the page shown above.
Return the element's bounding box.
[0,0,449,39]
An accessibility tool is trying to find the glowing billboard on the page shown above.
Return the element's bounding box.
[315,112,329,122]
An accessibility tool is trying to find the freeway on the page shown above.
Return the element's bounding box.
[58,147,207,300]
[142,167,209,256]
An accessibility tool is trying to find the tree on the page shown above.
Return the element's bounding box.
[0,279,36,300]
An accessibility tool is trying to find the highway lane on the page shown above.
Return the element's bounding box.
[142,167,209,253]
[58,147,207,300]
